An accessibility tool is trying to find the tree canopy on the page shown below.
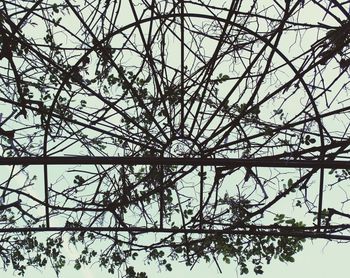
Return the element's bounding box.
[1,0,350,277]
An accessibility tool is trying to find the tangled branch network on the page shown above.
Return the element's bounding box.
[1,0,350,276]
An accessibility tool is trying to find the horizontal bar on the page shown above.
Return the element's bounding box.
[0,156,349,169]
[0,226,348,240]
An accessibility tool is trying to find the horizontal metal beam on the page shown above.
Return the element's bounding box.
[0,226,348,240]
[0,156,349,169]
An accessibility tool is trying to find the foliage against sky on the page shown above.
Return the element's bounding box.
[1,0,350,277]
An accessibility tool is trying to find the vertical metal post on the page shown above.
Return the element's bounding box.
[180,0,185,135]
[317,168,325,231]
[160,165,164,229]
[44,164,50,227]
[200,165,204,229]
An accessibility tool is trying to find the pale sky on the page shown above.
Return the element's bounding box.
[1,1,350,278]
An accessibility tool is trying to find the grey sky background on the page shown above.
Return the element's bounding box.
[1,0,350,277]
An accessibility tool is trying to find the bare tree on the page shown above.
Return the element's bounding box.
[1,0,350,276]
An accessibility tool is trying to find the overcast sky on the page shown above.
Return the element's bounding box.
[1,0,350,277]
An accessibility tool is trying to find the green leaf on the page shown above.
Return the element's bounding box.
[80,100,87,107]
[52,3,59,13]
[165,263,172,271]
[285,218,296,225]
[74,260,81,270]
